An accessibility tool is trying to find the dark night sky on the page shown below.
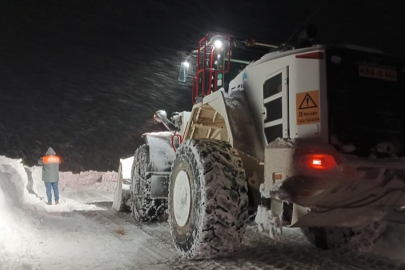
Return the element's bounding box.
[0,0,404,172]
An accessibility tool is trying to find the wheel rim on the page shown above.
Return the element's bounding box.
[173,170,191,227]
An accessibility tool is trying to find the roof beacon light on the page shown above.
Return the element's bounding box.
[214,40,223,49]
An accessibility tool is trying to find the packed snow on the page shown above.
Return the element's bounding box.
[1,155,405,270]
[0,156,173,270]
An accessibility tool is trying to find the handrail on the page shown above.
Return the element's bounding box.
[191,34,232,104]
[171,133,183,153]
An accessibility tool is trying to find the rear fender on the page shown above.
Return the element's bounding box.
[144,132,175,172]
[144,132,176,199]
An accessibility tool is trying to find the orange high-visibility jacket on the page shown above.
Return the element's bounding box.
[38,147,61,183]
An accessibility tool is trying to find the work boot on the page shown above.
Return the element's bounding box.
[55,201,59,205]
[46,202,52,205]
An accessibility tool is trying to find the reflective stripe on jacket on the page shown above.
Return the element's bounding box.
[38,148,60,183]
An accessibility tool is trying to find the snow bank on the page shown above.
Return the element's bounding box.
[59,170,117,192]
[25,163,118,204]
[27,165,118,195]
[0,156,178,270]
[0,154,111,213]
[0,156,115,268]
[0,158,34,265]
[0,156,30,204]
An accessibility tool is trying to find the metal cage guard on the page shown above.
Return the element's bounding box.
[192,34,232,104]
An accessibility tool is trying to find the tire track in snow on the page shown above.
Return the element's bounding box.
[70,205,175,269]
[79,202,405,270]
[282,227,403,270]
[163,225,404,270]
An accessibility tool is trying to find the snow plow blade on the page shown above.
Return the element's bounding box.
[112,157,133,211]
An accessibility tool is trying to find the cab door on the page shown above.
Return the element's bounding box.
[262,67,289,144]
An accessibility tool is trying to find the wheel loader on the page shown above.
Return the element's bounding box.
[113,31,405,259]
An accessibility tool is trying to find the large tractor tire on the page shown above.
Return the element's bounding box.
[168,139,249,259]
[301,220,386,250]
[131,144,167,222]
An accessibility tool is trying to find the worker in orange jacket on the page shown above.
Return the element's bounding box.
[38,147,61,205]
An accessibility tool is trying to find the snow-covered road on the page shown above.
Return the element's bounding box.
[1,156,405,270]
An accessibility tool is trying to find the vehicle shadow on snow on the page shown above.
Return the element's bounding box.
[247,230,402,270]
[168,226,404,270]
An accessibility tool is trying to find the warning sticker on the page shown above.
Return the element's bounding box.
[296,90,320,125]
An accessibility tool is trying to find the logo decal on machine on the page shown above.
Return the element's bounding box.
[296,90,320,125]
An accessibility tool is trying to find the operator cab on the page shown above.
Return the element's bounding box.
[178,34,282,103]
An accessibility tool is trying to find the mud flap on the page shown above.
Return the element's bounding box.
[144,132,175,200]
[150,174,169,199]
[255,199,284,239]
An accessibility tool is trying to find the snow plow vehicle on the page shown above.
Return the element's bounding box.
[113,31,405,259]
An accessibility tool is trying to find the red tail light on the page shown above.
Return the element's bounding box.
[300,154,337,170]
